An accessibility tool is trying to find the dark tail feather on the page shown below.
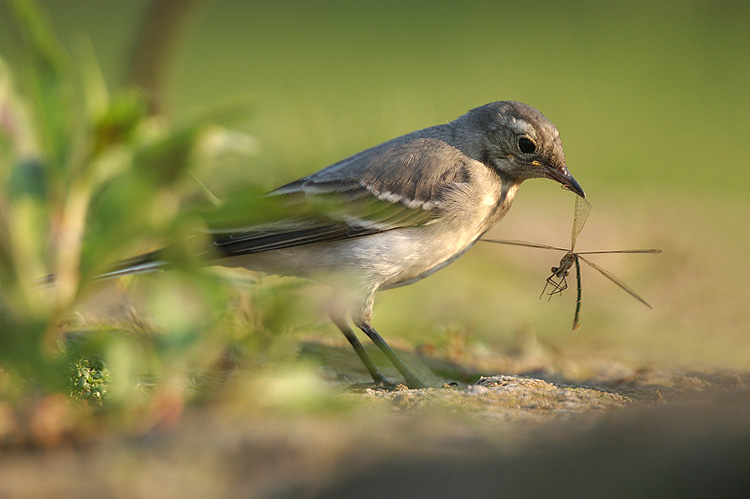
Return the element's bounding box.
[94,250,166,280]
[34,250,166,288]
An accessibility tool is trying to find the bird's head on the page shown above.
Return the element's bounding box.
[462,101,585,198]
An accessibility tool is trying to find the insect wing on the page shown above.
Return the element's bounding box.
[577,249,662,255]
[481,239,568,252]
[571,196,592,250]
[578,255,652,308]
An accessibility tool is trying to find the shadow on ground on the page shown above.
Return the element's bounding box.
[314,388,750,498]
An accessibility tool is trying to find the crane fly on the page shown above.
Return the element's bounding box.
[483,197,661,330]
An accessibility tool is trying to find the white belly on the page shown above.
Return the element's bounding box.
[222,222,480,292]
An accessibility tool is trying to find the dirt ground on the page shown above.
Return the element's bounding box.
[1,343,749,498]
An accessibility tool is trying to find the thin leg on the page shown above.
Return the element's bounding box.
[329,312,391,385]
[355,320,427,389]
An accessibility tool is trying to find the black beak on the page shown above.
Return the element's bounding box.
[548,165,585,198]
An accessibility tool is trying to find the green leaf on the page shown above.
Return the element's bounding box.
[1,0,76,175]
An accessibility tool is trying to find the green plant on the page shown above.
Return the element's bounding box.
[70,357,110,405]
[0,0,256,409]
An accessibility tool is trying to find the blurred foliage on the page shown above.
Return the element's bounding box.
[0,0,297,429]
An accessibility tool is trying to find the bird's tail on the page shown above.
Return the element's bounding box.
[34,250,166,288]
[94,250,167,280]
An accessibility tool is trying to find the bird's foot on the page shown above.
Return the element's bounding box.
[349,379,430,391]
[346,376,408,392]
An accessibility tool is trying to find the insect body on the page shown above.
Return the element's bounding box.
[483,197,661,329]
[544,251,576,297]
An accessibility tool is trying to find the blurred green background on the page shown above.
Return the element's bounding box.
[25,0,750,372]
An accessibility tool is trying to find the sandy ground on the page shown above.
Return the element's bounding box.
[1,344,748,498]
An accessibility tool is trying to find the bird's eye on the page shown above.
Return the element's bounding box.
[518,137,536,154]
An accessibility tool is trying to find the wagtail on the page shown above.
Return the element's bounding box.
[104,101,585,388]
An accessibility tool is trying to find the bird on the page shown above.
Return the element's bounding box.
[102,101,585,388]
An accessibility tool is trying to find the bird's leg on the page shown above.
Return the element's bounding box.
[354,319,428,389]
[328,310,393,386]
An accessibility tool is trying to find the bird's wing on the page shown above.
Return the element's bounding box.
[210,134,473,258]
[209,195,435,257]
[274,134,473,211]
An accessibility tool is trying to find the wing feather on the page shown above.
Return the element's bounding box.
[273,131,473,211]
[211,131,475,258]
